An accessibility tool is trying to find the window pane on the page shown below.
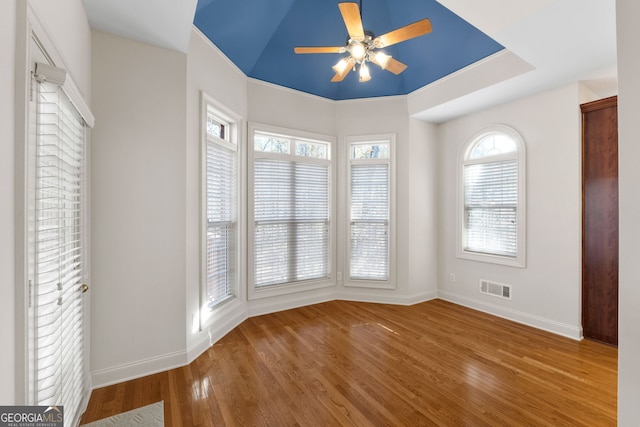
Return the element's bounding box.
[207,143,236,222]
[206,133,237,305]
[350,222,388,280]
[254,158,330,287]
[351,143,389,159]
[254,133,290,154]
[295,140,328,159]
[207,115,227,140]
[351,164,389,221]
[465,207,516,256]
[350,163,389,281]
[207,223,236,303]
[469,133,517,159]
[254,222,328,287]
[464,159,517,257]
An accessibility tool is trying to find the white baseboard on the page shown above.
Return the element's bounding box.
[247,290,335,317]
[91,349,188,389]
[187,306,249,364]
[438,290,582,340]
[336,289,438,306]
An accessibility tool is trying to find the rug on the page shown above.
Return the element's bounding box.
[81,401,164,427]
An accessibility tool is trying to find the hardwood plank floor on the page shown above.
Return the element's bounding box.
[80,299,617,426]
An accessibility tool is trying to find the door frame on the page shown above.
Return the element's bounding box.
[14,0,94,411]
[580,95,618,345]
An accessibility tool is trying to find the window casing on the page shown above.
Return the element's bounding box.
[346,135,395,289]
[202,95,241,311]
[248,123,335,298]
[458,125,526,267]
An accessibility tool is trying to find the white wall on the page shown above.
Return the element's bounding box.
[437,84,584,338]
[335,98,438,303]
[90,30,188,386]
[30,0,92,99]
[248,80,336,135]
[1,0,17,405]
[617,0,640,423]
[185,29,249,359]
[408,118,439,298]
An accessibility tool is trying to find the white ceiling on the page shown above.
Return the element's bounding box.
[82,0,197,53]
[82,0,617,123]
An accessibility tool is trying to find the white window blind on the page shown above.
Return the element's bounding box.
[34,80,86,426]
[464,159,518,257]
[252,128,331,289]
[459,125,525,267]
[205,135,237,306]
[349,163,390,281]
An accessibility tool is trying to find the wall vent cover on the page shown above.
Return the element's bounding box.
[479,280,512,300]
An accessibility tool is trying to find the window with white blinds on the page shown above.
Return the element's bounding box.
[347,137,394,286]
[249,125,332,293]
[459,126,526,267]
[33,79,86,426]
[203,102,238,308]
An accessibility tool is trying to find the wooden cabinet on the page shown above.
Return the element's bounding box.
[581,96,618,346]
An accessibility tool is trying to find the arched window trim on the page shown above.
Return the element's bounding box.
[457,124,526,268]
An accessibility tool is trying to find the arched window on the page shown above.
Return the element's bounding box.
[458,125,526,267]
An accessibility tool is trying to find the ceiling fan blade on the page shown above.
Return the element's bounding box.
[294,46,345,54]
[371,56,408,75]
[374,18,432,48]
[331,71,348,82]
[338,2,365,40]
[384,58,408,74]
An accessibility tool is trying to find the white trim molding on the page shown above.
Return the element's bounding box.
[438,290,582,340]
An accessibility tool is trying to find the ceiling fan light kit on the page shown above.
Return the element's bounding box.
[294,1,432,83]
[358,62,371,82]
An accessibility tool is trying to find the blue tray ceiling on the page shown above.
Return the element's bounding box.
[194,0,504,100]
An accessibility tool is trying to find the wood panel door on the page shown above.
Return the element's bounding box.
[581,96,618,346]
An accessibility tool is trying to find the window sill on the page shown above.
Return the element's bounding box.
[344,279,395,290]
[248,278,335,300]
[457,249,526,268]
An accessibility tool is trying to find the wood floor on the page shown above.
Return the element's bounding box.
[80,299,617,426]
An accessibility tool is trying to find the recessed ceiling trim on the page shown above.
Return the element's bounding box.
[408,49,534,118]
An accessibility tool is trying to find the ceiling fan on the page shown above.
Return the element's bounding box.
[294,1,432,83]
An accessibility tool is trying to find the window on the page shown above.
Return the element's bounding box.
[202,95,240,309]
[347,135,395,288]
[248,123,334,297]
[458,125,526,267]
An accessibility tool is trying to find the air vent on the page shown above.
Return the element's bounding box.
[479,280,512,300]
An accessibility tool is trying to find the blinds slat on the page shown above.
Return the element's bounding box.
[206,138,237,305]
[33,80,86,427]
[349,162,390,281]
[464,158,518,257]
[253,154,330,287]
